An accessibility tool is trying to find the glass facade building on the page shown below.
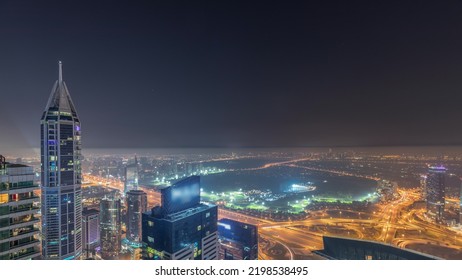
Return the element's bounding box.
[41,61,83,260]
[425,166,446,223]
[218,218,258,260]
[126,189,147,243]
[124,158,139,195]
[100,195,121,260]
[82,208,100,259]
[0,156,41,260]
[142,176,218,260]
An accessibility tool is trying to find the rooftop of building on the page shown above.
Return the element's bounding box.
[126,189,146,195]
[429,165,447,172]
[42,61,79,119]
[82,208,100,216]
[5,163,29,168]
[147,202,216,222]
[1,156,30,170]
[314,235,440,260]
[219,218,256,228]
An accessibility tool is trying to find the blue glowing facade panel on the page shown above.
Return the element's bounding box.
[161,176,201,215]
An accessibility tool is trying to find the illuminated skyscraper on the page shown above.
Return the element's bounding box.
[126,189,147,243]
[218,219,258,260]
[0,155,41,260]
[425,166,446,223]
[82,208,100,259]
[142,176,218,260]
[124,157,139,195]
[420,174,427,198]
[41,61,83,260]
[100,195,121,259]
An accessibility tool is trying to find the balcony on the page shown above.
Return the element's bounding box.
[0,229,40,243]
[1,185,39,195]
[6,196,40,207]
[3,218,40,231]
[13,250,41,260]
[0,239,40,255]
[0,206,40,218]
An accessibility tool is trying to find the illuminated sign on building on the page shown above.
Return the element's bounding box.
[161,176,201,215]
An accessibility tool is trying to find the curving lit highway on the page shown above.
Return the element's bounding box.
[83,173,462,259]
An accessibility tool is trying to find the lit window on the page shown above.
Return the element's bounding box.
[148,221,154,227]
[0,193,8,204]
[197,225,202,231]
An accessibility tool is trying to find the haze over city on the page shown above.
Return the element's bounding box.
[2,1,462,150]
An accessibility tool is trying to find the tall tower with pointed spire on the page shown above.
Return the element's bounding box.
[41,61,83,260]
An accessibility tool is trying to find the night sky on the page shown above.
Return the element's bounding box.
[1,1,462,150]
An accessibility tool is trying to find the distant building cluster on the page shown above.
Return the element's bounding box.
[377,180,398,202]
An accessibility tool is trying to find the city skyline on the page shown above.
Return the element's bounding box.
[2,1,462,150]
[2,0,462,262]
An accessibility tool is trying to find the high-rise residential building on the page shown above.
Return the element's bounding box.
[0,155,41,260]
[82,208,100,259]
[218,218,258,260]
[126,189,147,243]
[425,166,446,223]
[124,157,139,195]
[100,195,121,260]
[41,61,83,260]
[420,174,427,198]
[142,176,218,260]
